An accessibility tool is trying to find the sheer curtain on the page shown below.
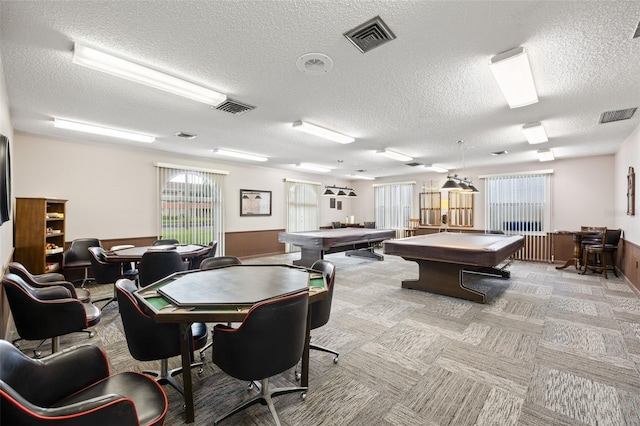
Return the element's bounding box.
[284,179,320,253]
[155,163,227,254]
[373,182,415,238]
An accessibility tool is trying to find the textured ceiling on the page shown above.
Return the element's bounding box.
[1,1,639,179]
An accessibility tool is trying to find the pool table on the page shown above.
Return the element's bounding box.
[278,228,396,267]
[383,232,524,303]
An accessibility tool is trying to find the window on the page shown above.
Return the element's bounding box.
[484,171,552,235]
[374,182,414,237]
[419,191,441,226]
[156,163,226,252]
[284,180,320,252]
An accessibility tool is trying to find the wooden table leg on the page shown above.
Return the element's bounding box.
[179,323,195,423]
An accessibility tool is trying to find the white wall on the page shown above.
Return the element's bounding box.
[351,154,617,234]
[0,52,14,267]
[615,124,640,244]
[13,132,357,240]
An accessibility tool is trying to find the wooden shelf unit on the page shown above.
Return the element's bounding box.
[14,197,67,274]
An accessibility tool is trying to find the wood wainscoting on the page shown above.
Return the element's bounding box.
[225,229,285,259]
[620,238,640,292]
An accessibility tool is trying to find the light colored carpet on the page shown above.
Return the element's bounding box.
[9,251,640,425]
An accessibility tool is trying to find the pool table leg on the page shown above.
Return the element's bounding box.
[401,259,487,303]
[293,248,323,268]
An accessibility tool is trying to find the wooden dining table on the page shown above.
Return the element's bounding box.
[101,244,210,263]
[555,230,602,270]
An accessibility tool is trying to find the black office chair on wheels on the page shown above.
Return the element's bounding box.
[88,246,139,309]
[211,291,309,426]
[197,255,242,360]
[8,262,92,303]
[116,279,208,395]
[2,273,101,357]
[62,238,100,286]
[294,260,338,380]
[0,340,168,426]
[138,250,187,288]
[152,238,179,246]
[189,241,219,270]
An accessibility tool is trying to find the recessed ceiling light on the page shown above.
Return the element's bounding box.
[537,148,554,162]
[53,118,154,143]
[424,164,449,173]
[212,148,267,162]
[522,122,548,144]
[295,163,332,173]
[376,149,413,162]
[489,46,538,108]
[292,121,354,144]
[350,174,375,180]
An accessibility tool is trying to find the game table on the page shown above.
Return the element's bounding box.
[278,228,396,267]
[383,232,524,303]
[134,264,327,423]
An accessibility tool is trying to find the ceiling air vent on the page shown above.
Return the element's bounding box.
[633,20,640,38]
[214,99,256,115]
[344,16,396,53]
[405,162,424,167]
[599,107,637,124]
[174,131,197,140]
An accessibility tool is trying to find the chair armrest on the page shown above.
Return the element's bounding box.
[33,280,80,298]
[34,272,66,283]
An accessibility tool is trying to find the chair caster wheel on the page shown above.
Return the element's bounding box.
[248,382,254,390]
[198,367,204,375]
[182,404,186,412]
[301,393,307,400]
[13,342,20,349]
[34,350,42,358]
[295,371,301,381]
[333,356,339,364]
[89,331,95,338]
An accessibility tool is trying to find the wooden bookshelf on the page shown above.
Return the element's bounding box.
[14,197,67,274]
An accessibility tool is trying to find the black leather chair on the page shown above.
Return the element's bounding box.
[138,250,187,287]
[62,238,100,286]
[189,240,219,270]
[332,221,341,229]
[88,246,139,309]
[197,255,242,360]
[8,261,91,303]
[116,279,208,394]
[582,228,622,279]
[294,260,338,380]
[308,260,338,360]
[2,273,101,357]
[199,255,241,271]
[0,339,168,426]
[211,291,309,425]
[152,238,179,246]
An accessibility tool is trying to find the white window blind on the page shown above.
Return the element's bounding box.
[484,171,552,235]
[374,182,414,237]
[284,180,320,253]
[156,164,225,253]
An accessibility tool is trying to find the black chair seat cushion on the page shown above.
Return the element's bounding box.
[52,371,167,426]
[83,303,101,327]
[191,322,208,351]
[74,288,91,303]
[63,260,91,269]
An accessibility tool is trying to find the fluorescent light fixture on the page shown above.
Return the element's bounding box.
[212,148,268,162]
[537,148,554,162]
[376,148,413,162]
[489,46,538,108]
[350,174,375,180]
[73,43,226,106]
[295,163,331,173]
[522,122,548,144]
[53,118,154,143]
[424,164,449,173]
[292,120,354,144]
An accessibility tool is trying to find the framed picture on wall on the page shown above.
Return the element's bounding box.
[337,200,342,211]
[0,134,11,225]
[330,197,336,208]
[628,166,635,216]
[240,189,272,216]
